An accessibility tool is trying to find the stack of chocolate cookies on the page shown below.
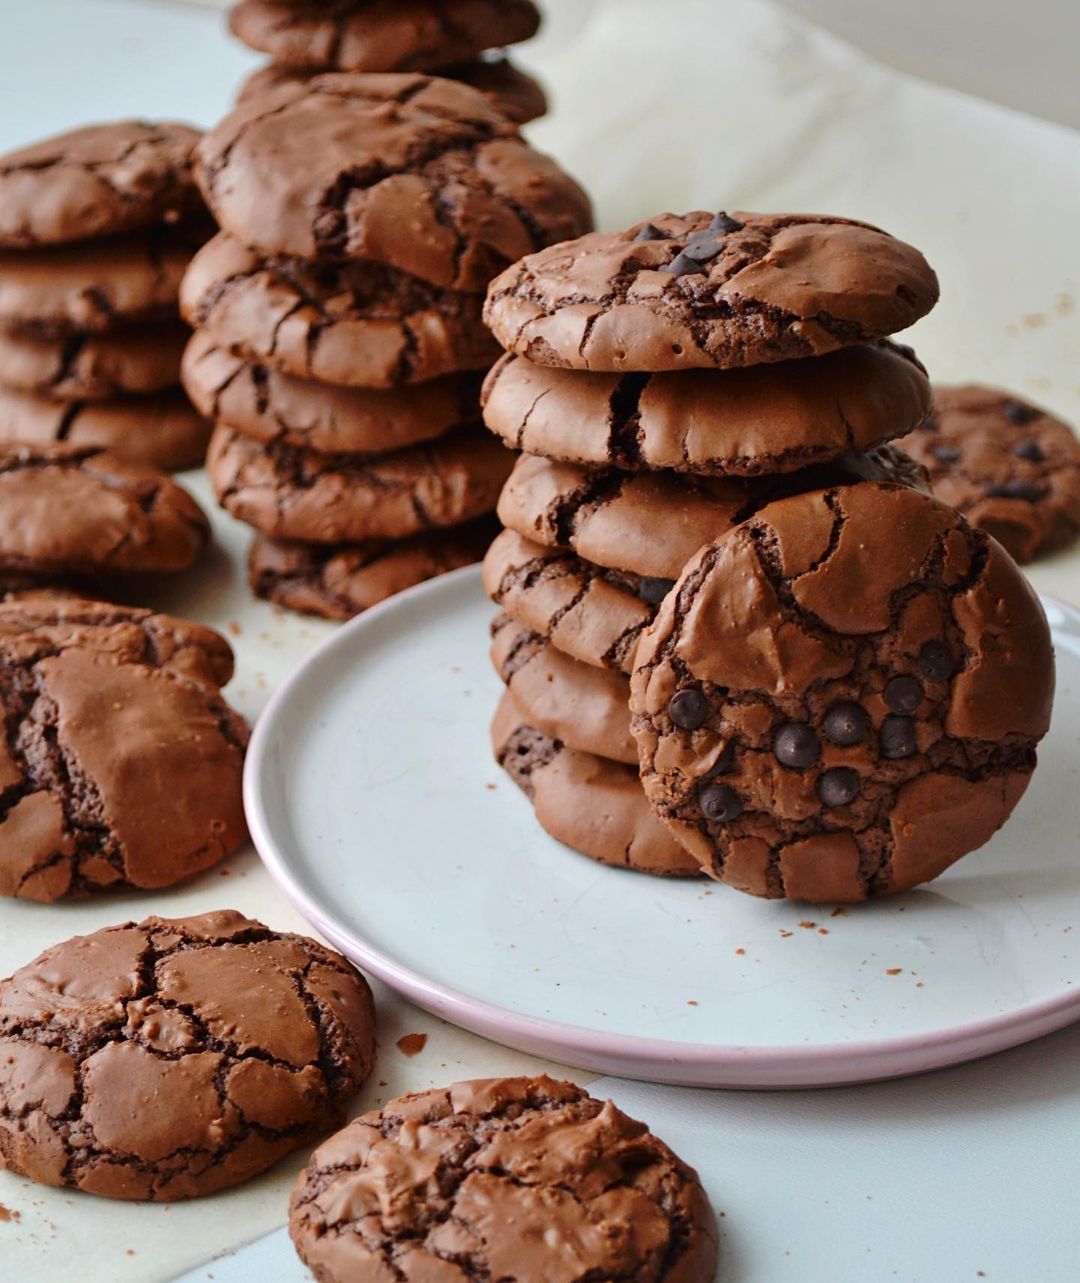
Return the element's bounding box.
[482,211,1056,900]
[182,72,591,618]
[229,0,548,125]
[0,121,212,472]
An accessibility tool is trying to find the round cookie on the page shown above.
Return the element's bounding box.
[483,528,659,675]
[0,443,209,577]
[291,1074,716,1282]
[0,225,203,337]
[208,424,513,543]
[485,210,939,372]
[180,233,499,389]
[0,120,202,249]
[0,910,376,1196]
[230,0,541,74]
[491,614,636,765]
[0,324,187,400]
[182,331,480,456]
[0,387,210,472]
[250,518,494,620]
[0,604,248,901]
[194,73,592,289]
[900,384,1080,564]
[631,483,1055,903]
[483,341,932,475]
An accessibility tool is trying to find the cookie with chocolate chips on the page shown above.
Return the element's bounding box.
[0,120,202,249]
[631,483,1055,902]
[483,341,932,474]
[0,598,248,901]
[900,385,1080,563]
[291,1073,715,1281]
[485,210,938,372]
[0,324,186,400]
[180,233,499,389]
[194,74,592,289]
[0,911,375,1196]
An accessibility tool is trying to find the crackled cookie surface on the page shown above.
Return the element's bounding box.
[195,74,591,289]
[0,911,375,1197]
[485,210,938,372]
[290,1074,716,1280]
[631,483,1054,902]
[0,324,186,400]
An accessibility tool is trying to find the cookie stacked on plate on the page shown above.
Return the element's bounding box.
[483,211,1056,900]
[230,0,548,125]
[182,72,591,618]
[0,121,212,471]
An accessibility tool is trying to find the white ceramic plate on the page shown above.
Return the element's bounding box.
[246,567,1080,1088]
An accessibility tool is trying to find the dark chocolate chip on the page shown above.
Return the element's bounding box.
[700,783,743,823]
[668,688,709,731]
[823,701,870,747]
[638,576,676,605]
[918,640,955,683]
[773,722,820,769]
[932,444,961,464]
[633,222,667,242]
[1012,439,1045,462]
[709,212,745,233]
[985,479,1043,502]
[880,715,918,760]
[817,767,860,808]
[683,232,726,262]
[884,675,923,714]
[705,741,736,778]
[659,252,705,277]
[1003,400,1037,424]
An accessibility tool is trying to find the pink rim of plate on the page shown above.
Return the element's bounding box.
[244,569,1080,1090]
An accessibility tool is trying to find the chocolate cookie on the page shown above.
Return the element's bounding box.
[194,74,592,289]
[291,1074,716,1280]
[0,225,202,337]
[491,615,636,765]
[182,331,480,456]
[0,603,248,901]
[0,120,202,249]
[208,425,512,542]
[0,324,186,400]
[483,529,656,674]
[0,910,376,1197]
[0,443,209,577]
[631,483,1055,902]
[0,387,210,472]
[485,210,938,372]
[180,233,499,388]
[250,518,494,619]
[483,341,932,474]
[900,385,1080,564]
[230,0,541,74]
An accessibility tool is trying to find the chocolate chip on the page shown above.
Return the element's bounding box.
[638,576,676,605]
[817,767,860,808]
[918,640,955,683]
[668,688,709,731]
[633,222,666,242]
[1003,400,1037,424]
[880,715,917,759]
[1013,439,1045,462]
[932,444,961,463]
[659,252,705,277]
[709,212,745,233]
[986,479,1043,502]
[683,232,726,262]
[705,742,736,778]
[884,675,922,714]
[773,722,820,769]
[700,783,742,823]
[823,701,870,747]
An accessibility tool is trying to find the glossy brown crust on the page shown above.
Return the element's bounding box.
[249,517,495,619]
[230,0,541,73]
[208,424,513,543]
[182,331,482,456]
[0,443,209,576]
[0,324,187,400]
[631,484,1055,903]
[291,1074,716,1280]
[482,342,932,475]
[0,387,210,472]
[0,607,247,901]
[0,120,202,249]
[485,210,939,372]
[180,232,500,389]
[0,912,376,1195]
[900,384,1080,564]
[194,74,592,289]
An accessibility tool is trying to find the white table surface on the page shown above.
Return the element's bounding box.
[0,1,1079,1280]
